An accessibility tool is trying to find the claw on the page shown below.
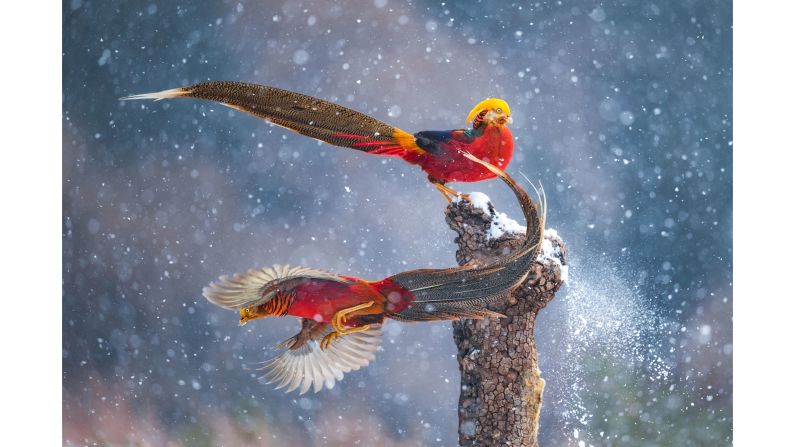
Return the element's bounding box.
[323,301,376,350]
[320,332,340,351]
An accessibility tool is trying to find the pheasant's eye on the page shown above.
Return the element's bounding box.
[495,108,502,113]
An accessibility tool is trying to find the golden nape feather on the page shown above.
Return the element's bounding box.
[122,81,423,156]
[251,320,383,395]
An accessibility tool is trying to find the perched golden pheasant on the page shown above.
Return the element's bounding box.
[123,81,513,200]
[202,154,546,393]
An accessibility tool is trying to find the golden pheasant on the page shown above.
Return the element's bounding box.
[202,154,546,393]
[122,81,514,200]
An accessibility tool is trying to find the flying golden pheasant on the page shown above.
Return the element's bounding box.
[122,81,514,200]
[202,154,546,393]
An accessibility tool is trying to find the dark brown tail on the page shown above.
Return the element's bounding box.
[388,155,545,322]
[122,81,423,157]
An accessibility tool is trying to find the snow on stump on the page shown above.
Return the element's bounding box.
[446,193,567,447]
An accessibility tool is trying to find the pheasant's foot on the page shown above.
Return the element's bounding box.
[338,324,371,336]
[432,182,467,202]
[331,301,375,333]
[319,331,340,351]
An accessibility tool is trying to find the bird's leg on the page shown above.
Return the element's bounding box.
[337,324,371,337]
[333,301,375,332]
[442,184,468,201]
[320,301,376,350]
[429,178,467,202]
[432,182,454,202]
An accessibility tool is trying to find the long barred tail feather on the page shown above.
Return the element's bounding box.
[120,87,189,101]
[388,154,546,322]
[122,81,424,156]
[387,296,506,322]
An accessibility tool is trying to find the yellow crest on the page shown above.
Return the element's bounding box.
[466,98,511,124]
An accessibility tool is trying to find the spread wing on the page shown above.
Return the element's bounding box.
[202,264,351,310]
[251,319,383,394]
[122,81,425,157]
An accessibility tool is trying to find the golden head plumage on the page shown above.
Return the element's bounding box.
[466,98,512,125]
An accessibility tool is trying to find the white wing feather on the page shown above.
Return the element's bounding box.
[202,264,350,310]
[257,325,382,395]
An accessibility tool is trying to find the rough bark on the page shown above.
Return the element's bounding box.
[445,196,567,447]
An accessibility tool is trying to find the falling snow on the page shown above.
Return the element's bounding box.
[63,0,732,445]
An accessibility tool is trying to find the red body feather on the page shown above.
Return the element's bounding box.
[285,277,416,326]
[403,125,514,183]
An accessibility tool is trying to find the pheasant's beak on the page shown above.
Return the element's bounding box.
[240,308,254,326]
[490,111,512,126]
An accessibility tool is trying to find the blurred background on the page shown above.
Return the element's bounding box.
[62,0,732,445]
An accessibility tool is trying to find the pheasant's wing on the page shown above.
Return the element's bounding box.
[202,264,351,310]
[252,320,383,394]
[122,81,424,157]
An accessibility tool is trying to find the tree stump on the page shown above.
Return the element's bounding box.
[445,195,567,447]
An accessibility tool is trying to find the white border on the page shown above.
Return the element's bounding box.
[735,0,795,444]
[0,1,789,444]
[0,3,61,444]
